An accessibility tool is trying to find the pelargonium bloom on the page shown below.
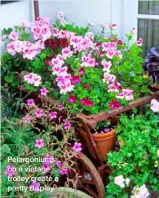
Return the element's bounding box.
[58,104,64,111]
[108,82,122,92]
[71,76,81,84]
[60,168,68,175]
[22,115,33,124]
[40,88,48,96]
[29,181,40,192]
[49,111,58,119]
[56,160,62,168]
[103,73,116,84]
[136,38,143,47]
[73,142,82,152]
[69,95,77,103]
[64,120,71,130]
[4,165,16,177]
[35,139,44,148]
[24,73,41,87]
[83,84,90,89]
[117,40,123,45]
[26,99,35,107]
[42,162,51,173]
[35,108,43,118]
[150,99,159,113]
[79,67,85,75]
[9,31,19,40]
[109,100,121,109]
[80,98,94,107]
[102,60,112,72]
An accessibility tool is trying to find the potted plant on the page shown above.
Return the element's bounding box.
[105,99,159,197]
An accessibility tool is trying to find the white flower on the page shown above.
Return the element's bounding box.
[57,11,65,20]
[114,175,125,188]
[150,99,159,113]
[125,178,130,185]
[131,185,149,198]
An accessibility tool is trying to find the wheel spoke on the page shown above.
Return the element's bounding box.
[83,185,99,198]
[82,179,94,185]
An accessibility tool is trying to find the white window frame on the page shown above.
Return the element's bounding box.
[123,0,159,41]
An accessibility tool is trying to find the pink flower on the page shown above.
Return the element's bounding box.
[4,165,16,177]
[102,60,112,72]
[42,162,51,173]
[80,98,94,107]
[108,82,122,92]
[150,99,159,113]
[81,54,96,67]
[103,73,116,84]
[106,50,115,59]
[60,168,68,175]
[85,32,94,40]
[24,73,41,87]
[69,95,77,103]
[79,67,85,75]
[22,115,33,124]
[58,104,64,111]
[136,38,143,46]
[40,88,48,96]
[35,139,44,148]
[64,120,71,130]
[73,142,82,152]
[83,84,90,89]
[35,108,43,118]
[117,40,123,45]
[109,100,121,109]
[62,47,73,58]
[49,111,57,119]
[29,181,40,192]
[7,41,16,55]
[122,89,134,101]
[71,76,81,84]
[56,160,62,168]
[26,99,35,107]
[9,31,19,40]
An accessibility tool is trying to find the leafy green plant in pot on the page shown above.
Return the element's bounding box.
[105,99,159,198]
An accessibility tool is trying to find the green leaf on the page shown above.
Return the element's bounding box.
[2,28,13,35]
[4,75,14,83]
[20,32,30,40]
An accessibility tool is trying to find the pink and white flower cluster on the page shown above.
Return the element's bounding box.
[102,41,122,59]
[7,40,41,59]
[102,59,134,101]
[31,16,51,40]
[24,73,41,86]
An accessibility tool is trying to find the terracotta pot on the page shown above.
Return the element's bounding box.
[80,129,116,161]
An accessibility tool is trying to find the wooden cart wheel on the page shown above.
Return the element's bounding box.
[72,152,105,198]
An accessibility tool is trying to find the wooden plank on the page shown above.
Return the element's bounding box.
[78,91,159,127]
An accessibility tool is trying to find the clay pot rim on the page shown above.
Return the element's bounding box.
[92,128,116,138]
